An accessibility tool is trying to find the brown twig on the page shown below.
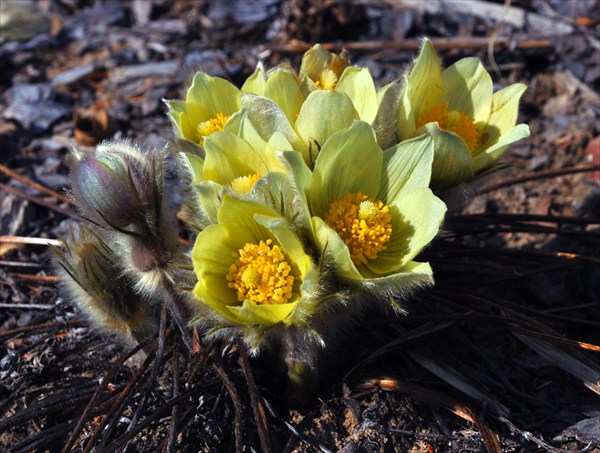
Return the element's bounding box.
[0,182,76,219]
[61,338,155,453]
[0,319,88,340]
[449,213,600,225]
[0,260,43,268]
[239,349,272,453]
[120,304,169,452]
[8,273,61,283]
[82,347,158,453]
[105,386,204,452]
[0,162,74,205]
[270,37,554,53]
[431,246,600,264]
[445,224,600,240]
[162,338,180,453]
[477,165,600,194]
[0,235,63,247]
[212,363,244,453]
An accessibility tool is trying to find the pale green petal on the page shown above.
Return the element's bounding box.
[223,109,242,134]
[203,131,271,184]
[249,170,311,232]
[192,224,232,277]
[184,101,210,124]
[264,70,306,125]
[300,44,331,82]
[184,152,204,184]
[365,188,446,274]
[300,73,318,92]
[472,124,530,174]
[358,261,433,293]
[336,67,378,123]
[194,180,223,224]
[442,57,492,123]
[280,150,313,196]
[241,63,267,95]
[423,123,474,188]
[379,135,433,202]
[309,121,382,218]
[180,110,203,143]
[192,224,240,320]
[407,39,444,123]
[373,80,402,149]
[228,300,298,325]
[165,99,186,137]
[175,138,202,157]
[266,131,293,154]
[312,216,363,281]
[165,99,186,114]
[478,83,527,150]
[217,197,278,245]
[238,94,304,152]
[295,90,359,165]
[193,277,238,322]
[397,77,416,140]
[186,72,241,117]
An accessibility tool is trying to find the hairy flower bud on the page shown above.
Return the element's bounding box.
[55,226,157,342]
[70,150,143,229]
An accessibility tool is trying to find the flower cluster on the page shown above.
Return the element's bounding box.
[61,40,528,378]
[166,40,527,348]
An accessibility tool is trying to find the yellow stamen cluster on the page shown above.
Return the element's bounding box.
[324,192,392,265]
[197,112,231,145]
[230,173,261,195]
[226,239,295,305]
[315,68,340,90]
[416,102,479,152]
[313,50,349,90]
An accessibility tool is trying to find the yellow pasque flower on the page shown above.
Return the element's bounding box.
[300,44,379,124]
[191,196,320,348]
[284,121,446,291]
[191,128,294,222]
[398,38,530,188]
[300,44,350,90]
[165,72,241,152]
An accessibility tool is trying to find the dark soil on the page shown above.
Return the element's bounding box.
[1,1,599,452]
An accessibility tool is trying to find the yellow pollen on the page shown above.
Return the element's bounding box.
[197,112,231,145]
[315,68,339,90]
[226,239,295,305]
[230,173,261,195]
[358,201,378,222]
[324,192,392,265]
[416,102,479,152]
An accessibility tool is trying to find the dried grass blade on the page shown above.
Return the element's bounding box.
[409,351,509,417]
[514,333,600,395]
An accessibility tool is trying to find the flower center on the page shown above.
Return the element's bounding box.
[324,192,392,265]
[315,68,339,90]
[229,173,261,195]
[226,239,295,305]
[197,112,231,145]
[416,102,479,152]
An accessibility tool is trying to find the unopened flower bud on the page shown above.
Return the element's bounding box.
[55,227,157,341]
[70,148,144,229]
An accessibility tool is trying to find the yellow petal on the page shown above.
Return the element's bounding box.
[478,83,527,151]
[407,39,444,124]
[336,67,378,123]
[442,57,492,123]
